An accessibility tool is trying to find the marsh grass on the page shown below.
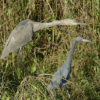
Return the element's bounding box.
[0,0,100,100]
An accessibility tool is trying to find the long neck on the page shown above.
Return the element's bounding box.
[32,19,86,32]
[69,40,76,58]
[65,40,77,68]
[33,20,61,32]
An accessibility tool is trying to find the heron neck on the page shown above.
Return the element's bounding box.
[33,20,61,32]
[65,40,77,67]
[69,40,77,57]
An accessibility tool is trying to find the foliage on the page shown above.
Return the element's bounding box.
[0,0,100,100]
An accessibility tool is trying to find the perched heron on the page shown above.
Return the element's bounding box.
[1,19,86,59]
[48,36,91,100]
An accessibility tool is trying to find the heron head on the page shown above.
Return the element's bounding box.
[60,19,87,25]
[75,36,91,42]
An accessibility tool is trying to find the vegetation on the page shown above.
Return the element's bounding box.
[0,0,100,100]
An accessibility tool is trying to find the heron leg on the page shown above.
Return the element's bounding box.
[63,84,74,100]
[19,47,24,66]
[19,47,29,77]
[19,47,25,77]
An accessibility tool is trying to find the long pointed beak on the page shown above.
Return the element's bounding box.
[75,22,87,25]
[60,19,87,25]
[82,39,91,42]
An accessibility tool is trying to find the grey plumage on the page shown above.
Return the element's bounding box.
[1,19,33,59]
[1,19,86,59]
[48,36,91,100]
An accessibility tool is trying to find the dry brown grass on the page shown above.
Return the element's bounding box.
[0,0,100,100]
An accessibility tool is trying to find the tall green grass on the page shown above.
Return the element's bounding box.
[0,0,100,100]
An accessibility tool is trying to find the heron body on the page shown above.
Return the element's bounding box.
[1,19,33,59]
[1,19,86,59]
[48,37,91,99]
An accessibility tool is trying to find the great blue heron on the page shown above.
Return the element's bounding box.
[48,36,91,100]
[1,19,86,59]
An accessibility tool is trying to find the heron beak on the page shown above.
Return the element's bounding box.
[75,22,87,25]
[82,39,91,42]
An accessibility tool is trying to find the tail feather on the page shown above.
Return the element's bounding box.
[1,48,9,59]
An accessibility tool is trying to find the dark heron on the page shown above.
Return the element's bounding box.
[1,19,86,59]
[48,36,91,100]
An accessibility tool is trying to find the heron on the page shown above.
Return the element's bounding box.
[48,36,91,100]
[1,19,86,59]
